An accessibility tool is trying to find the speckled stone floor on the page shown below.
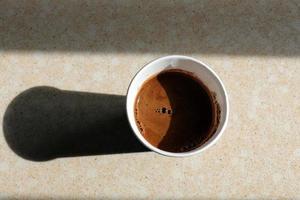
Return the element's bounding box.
[0,0,299,199]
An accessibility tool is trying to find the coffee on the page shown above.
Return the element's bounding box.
[134,69,220,152]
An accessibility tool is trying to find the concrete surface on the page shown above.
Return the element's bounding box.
[0,0,299,199]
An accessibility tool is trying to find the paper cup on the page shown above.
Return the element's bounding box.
[126,55,229,157]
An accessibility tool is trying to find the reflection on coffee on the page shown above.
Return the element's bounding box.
[134,69,220,152]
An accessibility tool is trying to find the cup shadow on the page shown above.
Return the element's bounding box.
[3,86,149,161]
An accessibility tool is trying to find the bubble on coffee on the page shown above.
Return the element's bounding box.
[155,107,174,115]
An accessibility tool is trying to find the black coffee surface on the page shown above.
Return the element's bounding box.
[134,69,219,152]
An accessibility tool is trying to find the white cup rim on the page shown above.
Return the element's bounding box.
[126,55,229,157]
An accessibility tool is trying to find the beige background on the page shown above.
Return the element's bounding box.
[0,0,300,199]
